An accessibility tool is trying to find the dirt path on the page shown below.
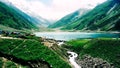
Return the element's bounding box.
[0,35,18,39]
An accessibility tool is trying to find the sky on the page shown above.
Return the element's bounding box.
[4,0,107,20]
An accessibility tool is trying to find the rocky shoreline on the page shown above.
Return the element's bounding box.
[76,55,114,68]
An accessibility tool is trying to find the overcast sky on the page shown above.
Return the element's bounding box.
[5,0,106,20]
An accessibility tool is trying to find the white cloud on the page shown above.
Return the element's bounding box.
[6,0,106,20]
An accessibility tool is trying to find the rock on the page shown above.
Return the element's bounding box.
[76,55,114,68]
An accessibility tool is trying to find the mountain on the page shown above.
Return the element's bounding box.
[49,9,90,28]
[9,2,51,27]
[0,1,39,30]
[50,0,120,31]
[0,1,50,31]
[30,15,51,27]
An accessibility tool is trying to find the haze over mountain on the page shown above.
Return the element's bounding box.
[49,9,90,28]
[1,0,119,31]
[50,0,120,31]
[3,0,106,21]
[0,1,38,30]
[0,1,51,31]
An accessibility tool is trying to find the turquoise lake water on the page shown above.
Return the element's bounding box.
[34,32,120,41]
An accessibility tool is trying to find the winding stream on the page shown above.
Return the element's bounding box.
[67,51,81,68]
[57,42,81,68]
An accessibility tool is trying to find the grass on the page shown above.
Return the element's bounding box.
[64,39,91,53]
[0,25,17,31]
[0,58,3,68]
[64,38,120,67]
[0,38,71,68]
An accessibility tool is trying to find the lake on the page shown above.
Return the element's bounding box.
[34,32,120,41]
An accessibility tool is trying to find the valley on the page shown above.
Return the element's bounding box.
[0,0,120,68]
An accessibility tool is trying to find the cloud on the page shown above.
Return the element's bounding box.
[6,0,106,20]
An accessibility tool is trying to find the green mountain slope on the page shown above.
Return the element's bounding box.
[49,9,89,28]
[0,2,38,30]
[51,0,120,31]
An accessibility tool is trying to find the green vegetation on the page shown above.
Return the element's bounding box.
[65,39,91,53]
[0,2,38,30]
[0,57,27,68]
[50,0,120,31]
[0,58,3,68]
[64,38,120,67]
[49,9,89,28]
[5,61,17,68]
[0,25,17,31]
[0,38,71,68]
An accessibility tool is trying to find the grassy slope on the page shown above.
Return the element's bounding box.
[60,0,120,31]
[62,1,113,30]
[49,9,89,28]
[0,2,37,30]
[65,39,91,53]
[0,24,37,33]
[0,38,71,68]
[49,11,80,28]
[64,38,120,67]
[0,25,17,31]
